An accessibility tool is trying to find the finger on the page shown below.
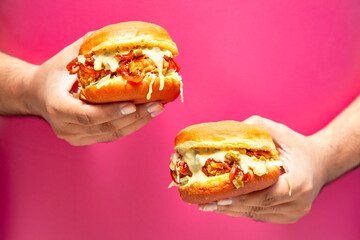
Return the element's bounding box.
[67,107,156,145]
[213,209,298,224]
[65,100,164,126]
[53,31,95,91]
[66,102,163,135]
[216,200,304,215]
[228,175,292,207]
[217,198,233,206]
[54,31,95,66]
[213,208,271,222]
[57,71,78,92]
[57,100,137,126]
[198,203,217,212]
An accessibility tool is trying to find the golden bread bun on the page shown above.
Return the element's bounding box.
[175,121,277,151]
[172,121,281,204]
[80,75,181,104]
[79,21,178,56]
[178,166,281,204]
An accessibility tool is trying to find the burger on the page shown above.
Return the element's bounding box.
[66,21,183,104]
[169,121,283,204]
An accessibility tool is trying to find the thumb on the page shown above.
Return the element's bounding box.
[55,31,95,91]
[53,31,95,67]
[243,115,292,146]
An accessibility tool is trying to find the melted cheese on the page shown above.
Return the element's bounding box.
[171,149,282,185]
[93,53,120,72]
[77,55,86,64]
[282,163,292,196]
[79,47,172,77]
[195,151,228,165]
[179,77,184,103]
[170,152,180,170]
[239,154,267,176]
[83,48,182,101]
[142,47,172,91]
[165,70,184,102]
[146,74,156,100]
[94,74,123,89]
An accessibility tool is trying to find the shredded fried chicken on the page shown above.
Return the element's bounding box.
[67,50,178,88]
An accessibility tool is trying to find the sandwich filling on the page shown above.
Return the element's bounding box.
[66,47,183,101]
[169,148,282,189]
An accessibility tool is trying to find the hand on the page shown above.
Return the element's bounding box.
[26,34,164,146]
[198,115,327,224]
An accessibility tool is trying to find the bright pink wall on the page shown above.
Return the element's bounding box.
[1,0,360,239]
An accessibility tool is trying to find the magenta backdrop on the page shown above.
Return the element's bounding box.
[1,0,360,239]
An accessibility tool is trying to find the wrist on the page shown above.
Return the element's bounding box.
[308,129,334,187]
[22,64,43,117]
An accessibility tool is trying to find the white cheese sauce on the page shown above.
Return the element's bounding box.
[80,48,181,100]
[142,47,172,91]
[170,149,282,185]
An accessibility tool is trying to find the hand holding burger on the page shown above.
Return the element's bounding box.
[198,116,327,224]
[0,21,182,146]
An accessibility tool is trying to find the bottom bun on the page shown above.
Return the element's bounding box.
[178,165,281,204]
[80,75,181,104]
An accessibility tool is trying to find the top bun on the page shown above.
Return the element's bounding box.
[175,121,276,151]
[79,21,178,56]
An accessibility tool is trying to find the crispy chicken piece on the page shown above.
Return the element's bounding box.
[246,150,272,159]
[78,69,111,88]
[76,53,172,87]
[202,159,232,177]
[128,56,169,76]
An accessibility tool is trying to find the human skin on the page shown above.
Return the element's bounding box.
[0,33,165,146]
[198,96,360,224]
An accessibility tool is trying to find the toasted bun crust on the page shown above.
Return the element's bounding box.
[79,21,178,56]
[175,121,277,151]
[178,165,281,204]
[80,75,181,104]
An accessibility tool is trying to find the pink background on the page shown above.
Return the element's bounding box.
[1,0,360,239]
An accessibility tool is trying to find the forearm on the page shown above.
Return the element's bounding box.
[311,95,360,185]
[0,52,38,115]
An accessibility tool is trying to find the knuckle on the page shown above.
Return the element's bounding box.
[46,103,61,119]
[261,194,276,207]
[134,109,143,119]
[250,115,263,123]
[244,115,265,127]
[97,136,113,143]
[98,122,116,133]
[250,115,262,120]
[302,205,312,215]
[96,129,126,143]
[112,128,126,139]
[76,113,93,125]
[250,206,263,213]
[254,215,270,223]
[244,211,256,219]
[54,129,68,140]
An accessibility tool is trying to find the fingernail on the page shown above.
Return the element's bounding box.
[199,203,217,212]
[217,199,232,206]
[147,102,164,118]
[120,104,136,115]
